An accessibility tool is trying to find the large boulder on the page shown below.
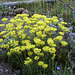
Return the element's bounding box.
[14,8,25,14]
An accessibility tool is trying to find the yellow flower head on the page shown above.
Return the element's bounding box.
[52,54,56,59]
[34,48,41,54]
[53,36,63,41]
[0,39,3,43]
[2,18,8,21]
[24,60,30,65]
[60,22,67,25]
[0,24,5,27]
[61,41,68,46]
[42,46,50,52]
[59,32,64,36]
[38,61,44,66]
[42,64,48,68]
[24,57,33,65]
[34,56,39,60]
[28,51,33,56]
[0,31,6,35]
[7,51,11,56]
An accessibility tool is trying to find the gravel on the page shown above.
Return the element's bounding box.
[0,60,22,75]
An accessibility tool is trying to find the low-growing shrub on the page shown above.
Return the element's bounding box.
[0,14,70,74]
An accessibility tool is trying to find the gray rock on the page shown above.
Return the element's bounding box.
[0,49,2,52]
[0,69,3,72]
[21,10,29,14]
[5,69,9,72]
[14,8,25,14]
[15,70,21,75]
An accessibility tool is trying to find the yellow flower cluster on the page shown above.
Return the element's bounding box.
[0,31,6,35]
[52,54,56,59]
[53,36,63,41]
[0,14,69,69]
[34,48,41,54]
[1,44,9,49]
[38,61,48,68]
[59,32,64,36]
[61,41,68,46]
[1,18,8,21]
[9,40,19,47]
[7,46,21,55]
[5,23,15,31]
[3,32,10,38]
[28,51,33,56]
[42,46,50,52]
[48,47,56,53]
[0,24,5,27]
[34,56,39,60]
[58,23,69,32]
[60,22,67,25]
[34,37,45,46]
[24,57,33,65]
[0,39,3,43]
[47,38,56,47]
[51,16,59,23]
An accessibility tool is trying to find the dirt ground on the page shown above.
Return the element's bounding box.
[0,60,21,75]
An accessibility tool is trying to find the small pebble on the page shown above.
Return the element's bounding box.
[5,69,8,72]
[0,69,3,72]
[0,49,2,52]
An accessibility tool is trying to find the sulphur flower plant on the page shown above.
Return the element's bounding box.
[0,14,69,72]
